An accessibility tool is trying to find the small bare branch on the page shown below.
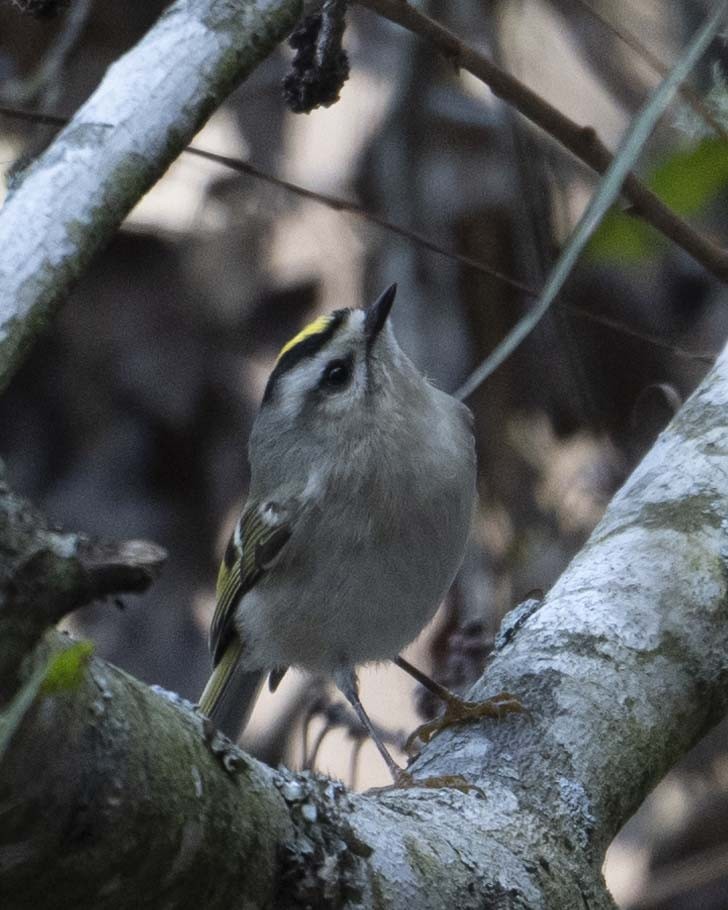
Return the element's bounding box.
[0,477,166,696]
[357,0,728,284]
[569,0,728,143]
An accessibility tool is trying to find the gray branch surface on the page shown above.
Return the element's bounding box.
[0,0,303,392]
[1,347,727,908]
[1,1,727,906]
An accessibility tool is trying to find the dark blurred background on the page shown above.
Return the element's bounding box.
[1,1,727,905]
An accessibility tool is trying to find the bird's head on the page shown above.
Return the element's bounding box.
[258,284,412,433]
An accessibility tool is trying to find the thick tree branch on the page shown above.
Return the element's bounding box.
[0,0,303,393]
[2,333,728,908]
[357,0,728,284]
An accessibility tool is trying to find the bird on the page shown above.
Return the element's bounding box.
[198,284,519,784]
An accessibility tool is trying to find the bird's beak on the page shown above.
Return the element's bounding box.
[364,283,397,343]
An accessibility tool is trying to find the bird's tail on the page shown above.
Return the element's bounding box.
[198,640,264,740]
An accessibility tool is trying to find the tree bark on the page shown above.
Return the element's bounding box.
[2,0,728,907]
[1,335,726,908]
[0,0,303,392]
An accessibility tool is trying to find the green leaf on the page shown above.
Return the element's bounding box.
[40,640,94,695]
[586,209,659,261]
[650,137,728,214]
[587,137,728,262]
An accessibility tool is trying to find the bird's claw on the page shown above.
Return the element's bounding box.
[406,691,526,750]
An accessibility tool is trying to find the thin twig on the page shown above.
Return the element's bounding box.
[356,0,728,284]
[566,308,714,364]
[0,104,527,295]
[183,146,533,295]
[171,150,718,364]
[0,105,73,128]
[569,0,728,142]
[0,107,715,364]
[454,2,727,401]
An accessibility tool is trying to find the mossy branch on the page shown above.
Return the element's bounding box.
[2,339,728,908]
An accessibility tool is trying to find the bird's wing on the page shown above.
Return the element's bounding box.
[209,500,293,666]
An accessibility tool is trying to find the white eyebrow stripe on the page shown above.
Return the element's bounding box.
[267,308,368,418]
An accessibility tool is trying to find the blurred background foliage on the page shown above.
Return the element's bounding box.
[0,0,727,906]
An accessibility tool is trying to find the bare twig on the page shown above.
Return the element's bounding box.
[0,106,714,364]
[566,307,715,364]
[454,2,727,401]
[183,146,533,295]
[0,104,79,128]
[569,0,728,142]
[357,0,728,284]
[6,536,166,628]
[0,105,529,294]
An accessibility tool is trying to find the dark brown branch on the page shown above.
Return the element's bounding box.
[357,0,728,284]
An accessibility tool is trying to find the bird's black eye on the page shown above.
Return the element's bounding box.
[320,357,352,391]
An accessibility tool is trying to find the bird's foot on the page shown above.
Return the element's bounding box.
[406,691,526,750]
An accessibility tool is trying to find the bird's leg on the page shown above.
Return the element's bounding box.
[334,669,412,787]
[335,668,485,794]
[395,655,525,750]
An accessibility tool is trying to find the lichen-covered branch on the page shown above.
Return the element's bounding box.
[1,345,728,908]
[0,0,303,392]
[1,636,297,910]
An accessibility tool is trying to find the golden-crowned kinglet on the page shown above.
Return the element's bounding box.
[199,285,476,781]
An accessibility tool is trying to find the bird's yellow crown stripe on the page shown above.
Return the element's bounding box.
[276,315,333,363]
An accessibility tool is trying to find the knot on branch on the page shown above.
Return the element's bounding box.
[0,481,166,692]
[6,535,166,627]
[200,714,251,775]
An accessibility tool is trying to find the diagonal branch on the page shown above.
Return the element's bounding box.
[569,0,728,142]
[3,304,728,908]
[357,0,728,284]
[0,0,304,394]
